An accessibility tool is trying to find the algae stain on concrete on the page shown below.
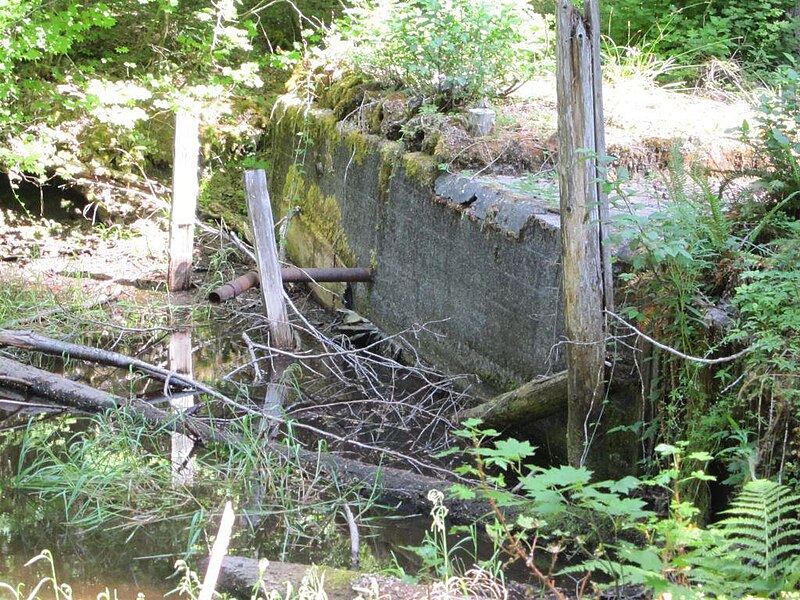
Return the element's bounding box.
[281,167,350,307]
[378,142,403,204]
[402,152,439,188]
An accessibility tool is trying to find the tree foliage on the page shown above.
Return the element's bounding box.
[602,0,798,79]
[327,0,550,107]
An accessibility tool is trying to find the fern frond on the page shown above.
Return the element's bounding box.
[687,479,800,596]
[690,167,729,248]
[665,142,688,203]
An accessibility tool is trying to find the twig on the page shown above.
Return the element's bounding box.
[343,503,360,570]
[242,332,263,381]
[606,310,756,365]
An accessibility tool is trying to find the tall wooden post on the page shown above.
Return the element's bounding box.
[587,0,614,314]
[556,0,609,471]
[244,169,294,349]
[168,111,200,291]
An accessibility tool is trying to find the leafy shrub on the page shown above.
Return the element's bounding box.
[449,423,800,598]
[737,68,800,214]
[610,147,737,360]
[601,0,798,79]
[333,0,550,107]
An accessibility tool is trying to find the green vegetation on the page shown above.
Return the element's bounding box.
[439,423,800,598]
[322,0,551,107]
[605,69,800,498]
[600,0,798,82]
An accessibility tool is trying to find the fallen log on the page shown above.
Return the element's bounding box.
[0,356,234,445]
[202,556,427,600]
[461,371,567,427]
[291,444,492,523]
[0,354,492,520]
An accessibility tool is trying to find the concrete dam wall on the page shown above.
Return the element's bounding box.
[269,97,565,391]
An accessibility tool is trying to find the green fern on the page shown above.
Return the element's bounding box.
[692,169,730,251]
[688,480,800,596]
[666,141,689,205]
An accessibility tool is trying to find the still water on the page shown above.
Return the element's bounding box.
[0,308,463,598]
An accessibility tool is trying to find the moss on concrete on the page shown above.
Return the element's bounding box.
[344,129,372,166]
[401,152,439,188]
[378,141,402,203]
[198,165,250,234]
[282,164,355,267]
[318,72,371,120]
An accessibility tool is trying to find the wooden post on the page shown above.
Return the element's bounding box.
[586,0,614,313]
[168,111,200,291]
[556,0,608,471]
[198,501,235,600]
[244,169,294,349]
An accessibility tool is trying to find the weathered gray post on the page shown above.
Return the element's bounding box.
[556,0,609,471]
[587,0,614,313]
[244,169,294,349]
[168,111,200,291]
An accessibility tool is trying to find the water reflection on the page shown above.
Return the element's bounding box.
[168,327,195,487]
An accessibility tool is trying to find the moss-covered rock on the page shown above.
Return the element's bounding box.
[317,72,375,121]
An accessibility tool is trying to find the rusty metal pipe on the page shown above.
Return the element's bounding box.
[209,271,260,304]
[209,268,373,304]
[281,267,373,283]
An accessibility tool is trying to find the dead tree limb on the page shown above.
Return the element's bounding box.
[0,356,233,444]
[0,329,237,408]
[460,371,567,427]
[0,355,491,521]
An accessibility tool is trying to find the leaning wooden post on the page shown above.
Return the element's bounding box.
[168,111,200,291]
[244,169,294,349]
[556,0,608,471]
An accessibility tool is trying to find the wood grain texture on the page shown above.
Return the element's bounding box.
[556,0,606,470]
[244,169,294,349]
[461,370,567,426]
[168,111,200,291]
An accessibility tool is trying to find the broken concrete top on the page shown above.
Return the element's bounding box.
[434,173,560,238]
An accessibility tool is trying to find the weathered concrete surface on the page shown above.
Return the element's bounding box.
[269,98,564,390]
